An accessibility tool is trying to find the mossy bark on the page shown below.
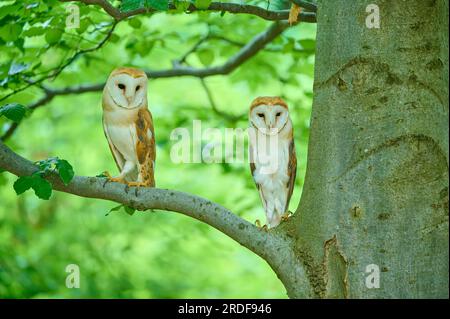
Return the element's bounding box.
[288,0,449,298]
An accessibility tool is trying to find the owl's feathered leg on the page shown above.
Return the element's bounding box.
[127,161,155,188]
[268,215,282,228]
[266,200,282,228]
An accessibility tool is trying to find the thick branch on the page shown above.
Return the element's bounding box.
[0,140,278,259]
[61,0,317,22]
[147,21,290,78]
[0,138,312,297]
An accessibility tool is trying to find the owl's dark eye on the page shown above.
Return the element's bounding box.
[118,83,126,90]
[136,85,141,91]
[276,112,282,117]
[257,113,265,118]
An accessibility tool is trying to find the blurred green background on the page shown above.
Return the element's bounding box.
[0,0,315,298]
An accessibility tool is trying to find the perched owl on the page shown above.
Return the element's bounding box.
[249,97,297,228]
[102,67,155,187]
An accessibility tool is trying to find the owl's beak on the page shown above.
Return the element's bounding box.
[126,96,133,105]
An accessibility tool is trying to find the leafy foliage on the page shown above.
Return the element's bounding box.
[0,0,315,298]
[121,0,170,12]
[0,103,27,122]
[106,204,136,216]
[194,0,212,9]
[12,157,75,200]
[14,174,53,200]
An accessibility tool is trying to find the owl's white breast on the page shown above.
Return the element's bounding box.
[252,137,290,191]
[106,124,138,163]
[103,106,147,164]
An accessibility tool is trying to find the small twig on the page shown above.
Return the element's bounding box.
[174,35,209,66]
[0,22,117,104]
[200,79,245,122]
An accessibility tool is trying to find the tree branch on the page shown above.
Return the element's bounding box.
[60,0,317,22]
[0,22,117,104]
[1,22,287,140]
[0,138,313,297]
[0,140,283,261]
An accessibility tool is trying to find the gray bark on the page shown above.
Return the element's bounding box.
[289,0,449,298]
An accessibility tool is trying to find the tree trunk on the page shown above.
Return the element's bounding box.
[286,0,449,298]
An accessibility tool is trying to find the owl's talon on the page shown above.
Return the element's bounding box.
[281,212,293,222]
[102,171,112,178]
[124,184,130,194]
[102,171,126,184]
[255,219,269,231]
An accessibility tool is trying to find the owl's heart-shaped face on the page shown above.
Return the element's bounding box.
[250,104,289,135]
[106,72,147,109]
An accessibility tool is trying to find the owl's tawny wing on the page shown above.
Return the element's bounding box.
[285,139,297,212]
[102,117,125,172]
[135,107,156,187]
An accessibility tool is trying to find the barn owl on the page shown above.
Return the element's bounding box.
[249,97,297,229]
[102,67,155,187]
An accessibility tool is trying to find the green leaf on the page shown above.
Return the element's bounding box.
[197,49,214,66]
[45,28,63,45]
[195,0,211,9]
[23,27,46,37]
[0,172,6,186]
[298,39,315,51]
[31,176,52,200]
[0,103,27,122]
[0,4,21,20]
[105,204,135,216]
[109,33,120,43]
[76,18,90,34]
[121,0,144,12]
[124,206,136,216]
[13,176,34,195]
[146,0,169,11]
[96,172,108,178]
[174,0,190,11]
[0,24,22,42]
[106,204,124,216]
[128,18,142,29]
[55,159,74,185]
